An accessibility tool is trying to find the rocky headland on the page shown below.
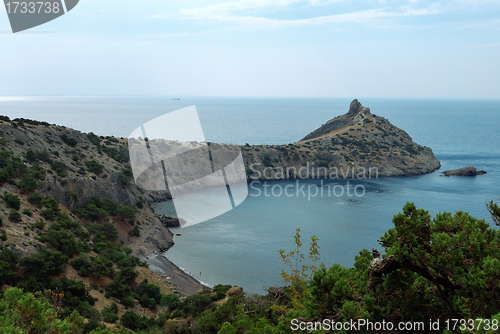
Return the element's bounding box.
[132,99,441,191]
[240,99,441,179]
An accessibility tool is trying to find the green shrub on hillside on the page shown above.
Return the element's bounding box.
[8,210,21,222]
[20,248,69,281]
[119,167,133,184]
[51,160,68,177]
[41,196,62,220]
[27,192,43,205]
[102,303,119,323]
[60,134,78,147]
[3,193,21,210]
[0,249,20,286]
[128,226,140,237]
[74,197,135,222]
[87,132,101,147]
[85,160,104,175]
[0,288,85,333]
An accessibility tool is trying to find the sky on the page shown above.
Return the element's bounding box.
[0,0,499,98]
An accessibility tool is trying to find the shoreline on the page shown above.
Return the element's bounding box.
[148,253,210,296]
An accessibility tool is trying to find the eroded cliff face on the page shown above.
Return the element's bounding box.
[0,118,173,258]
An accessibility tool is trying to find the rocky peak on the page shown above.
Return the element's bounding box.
[300,99,371,141]
[347,99,370,116]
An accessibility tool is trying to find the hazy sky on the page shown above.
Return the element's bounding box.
[1,0,499,98]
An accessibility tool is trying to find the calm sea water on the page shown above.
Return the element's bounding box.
[1,97,499,294]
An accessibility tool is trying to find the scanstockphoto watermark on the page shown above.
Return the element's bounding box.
[250,179,367,200]
[3,0,79,33]
[128,106,249,228]
[248,163,378,200]
[248,162,379,181]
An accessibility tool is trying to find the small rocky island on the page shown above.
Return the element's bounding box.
[442,166,487,177]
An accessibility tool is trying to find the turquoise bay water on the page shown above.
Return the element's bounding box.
[1,97,499,294]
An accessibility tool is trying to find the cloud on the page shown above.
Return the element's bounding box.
[152,6,438,30]
[150,0,439,31]
[177,0,302,18]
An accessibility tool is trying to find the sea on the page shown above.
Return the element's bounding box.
[1,96,499,294]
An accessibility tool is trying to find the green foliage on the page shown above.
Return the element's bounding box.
[74,197,135,222]
[38,220,82,256]
[0,249,20,286]
[8,209,22,222]
[71,253,92,276]
[121,295,135,308]
[128,226,140,237]
[101,303,119,323]
[218,322,237,334]
[85,160,104,175]
[133,279,162,307]
[0,288,84,334]
[60,134,78,147]
[105,279,131,300]
[302,202,500,332]
[90,255,115,279]
[88,222,119,242]
[116,267,139,284]
[12,118,50,127]
[487,200,500,226]
[23,208,33,216]
[24,149,37,162]
[18,173,42,191]
[194,293,287,334]
[213,284,232,300]
[27,192,43,205]
[21,248,69,281]
[102,146,125,163]
[67,190,79,202]
[51,160,68,177]
[119,167,133,184]
[120,311,158,331]
[87,132,101,147]
[161,293,181,310]
[33,219,46,230]
[3,192,21,210]
[180,294,213,316]
[278,228,322,309]
[40,196,62,220]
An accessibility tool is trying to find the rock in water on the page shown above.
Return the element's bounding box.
[156,214,183,227]
[442,166,487,177]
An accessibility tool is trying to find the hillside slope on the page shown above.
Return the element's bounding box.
[0,117,173,259]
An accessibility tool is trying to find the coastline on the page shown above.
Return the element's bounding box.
[148,253,211,296]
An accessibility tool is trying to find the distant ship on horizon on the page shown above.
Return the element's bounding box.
[172,98,180,100]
